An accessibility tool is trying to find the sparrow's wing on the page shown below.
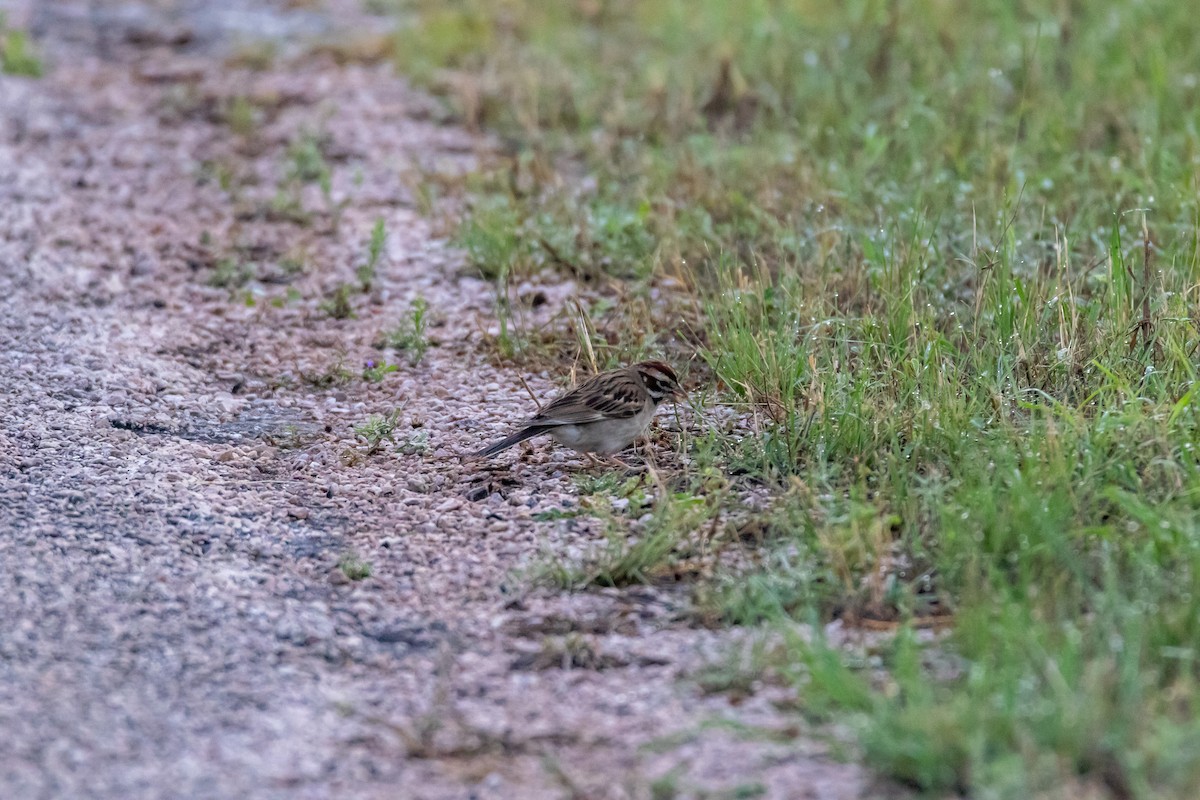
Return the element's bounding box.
[526,371,645,426]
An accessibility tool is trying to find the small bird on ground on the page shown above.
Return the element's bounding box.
[473,360,684,459]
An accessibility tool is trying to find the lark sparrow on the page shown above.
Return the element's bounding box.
[473,361,684,458]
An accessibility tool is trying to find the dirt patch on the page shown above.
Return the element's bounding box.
[0,2,885,797]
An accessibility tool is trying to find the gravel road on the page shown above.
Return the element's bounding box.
[0,2,886,797]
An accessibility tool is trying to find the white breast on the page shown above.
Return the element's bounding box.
[548,400,657,454]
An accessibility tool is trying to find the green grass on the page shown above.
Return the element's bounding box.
[319,283,356,319]
[379,296,430,364]
[1,15,42,77]
[357,218,388,291]
[534,486,714,589]
[361,359,399,382]
[353,409,403,455]
[207,256,255,289]
[337,551,373,581]
[392,1,1200,796]
[268,129,346,228]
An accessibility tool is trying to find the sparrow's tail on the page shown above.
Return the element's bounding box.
[472,427,543,458]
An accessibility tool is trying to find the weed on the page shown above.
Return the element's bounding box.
[267,188,311,225]
[396,430,430,456]
[572,471,643,499]
[195,159,243,196]
[268,287,303,308]
[648,768,682,800]
[380,297,430,364]
[221,95,260,138]
[354,409,402,455]
[263,424,312,450]
[337,552,372,581]
[537,490,711,589]
[278,249,308,276]
[1,16,41,77]
[272,130,347,229]
[319,283,355,319]
[225,39,277,71]
[357,218,387,291]
[286,131,329,185]
[362,359,399,382]
[455,196,525,356]
[299,359,353,389]
[207,257,255,289]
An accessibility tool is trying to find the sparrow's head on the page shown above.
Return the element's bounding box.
[635,360,684,405]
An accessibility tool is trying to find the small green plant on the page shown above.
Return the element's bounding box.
[538,491,711,589]
[354,409,402,454]
[362,359,399,382]
[573,471,644,499]
[268,287,303,308]
[268,187,311,225]
[1,17,41,77]
[299,358,353,389]
[221,95,261,138]
[455,197,526,358]
[263,424,311,449]
[380,297,430,364]
[648,767,684,800]
[274,130,347,228]
[337,552,372,581]
[320,284,355,319]
[278,250,308,276]
[207,257,254,289]
[357,218,387,291]
[396,429,430,455]
[285,131,331,185]
[225,39,277,71]
[195,159,241,195]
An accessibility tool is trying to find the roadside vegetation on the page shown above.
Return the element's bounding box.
[387,1,1200,796]
[1,13,42,77]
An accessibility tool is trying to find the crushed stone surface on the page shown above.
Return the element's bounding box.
[0,1,893,798]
